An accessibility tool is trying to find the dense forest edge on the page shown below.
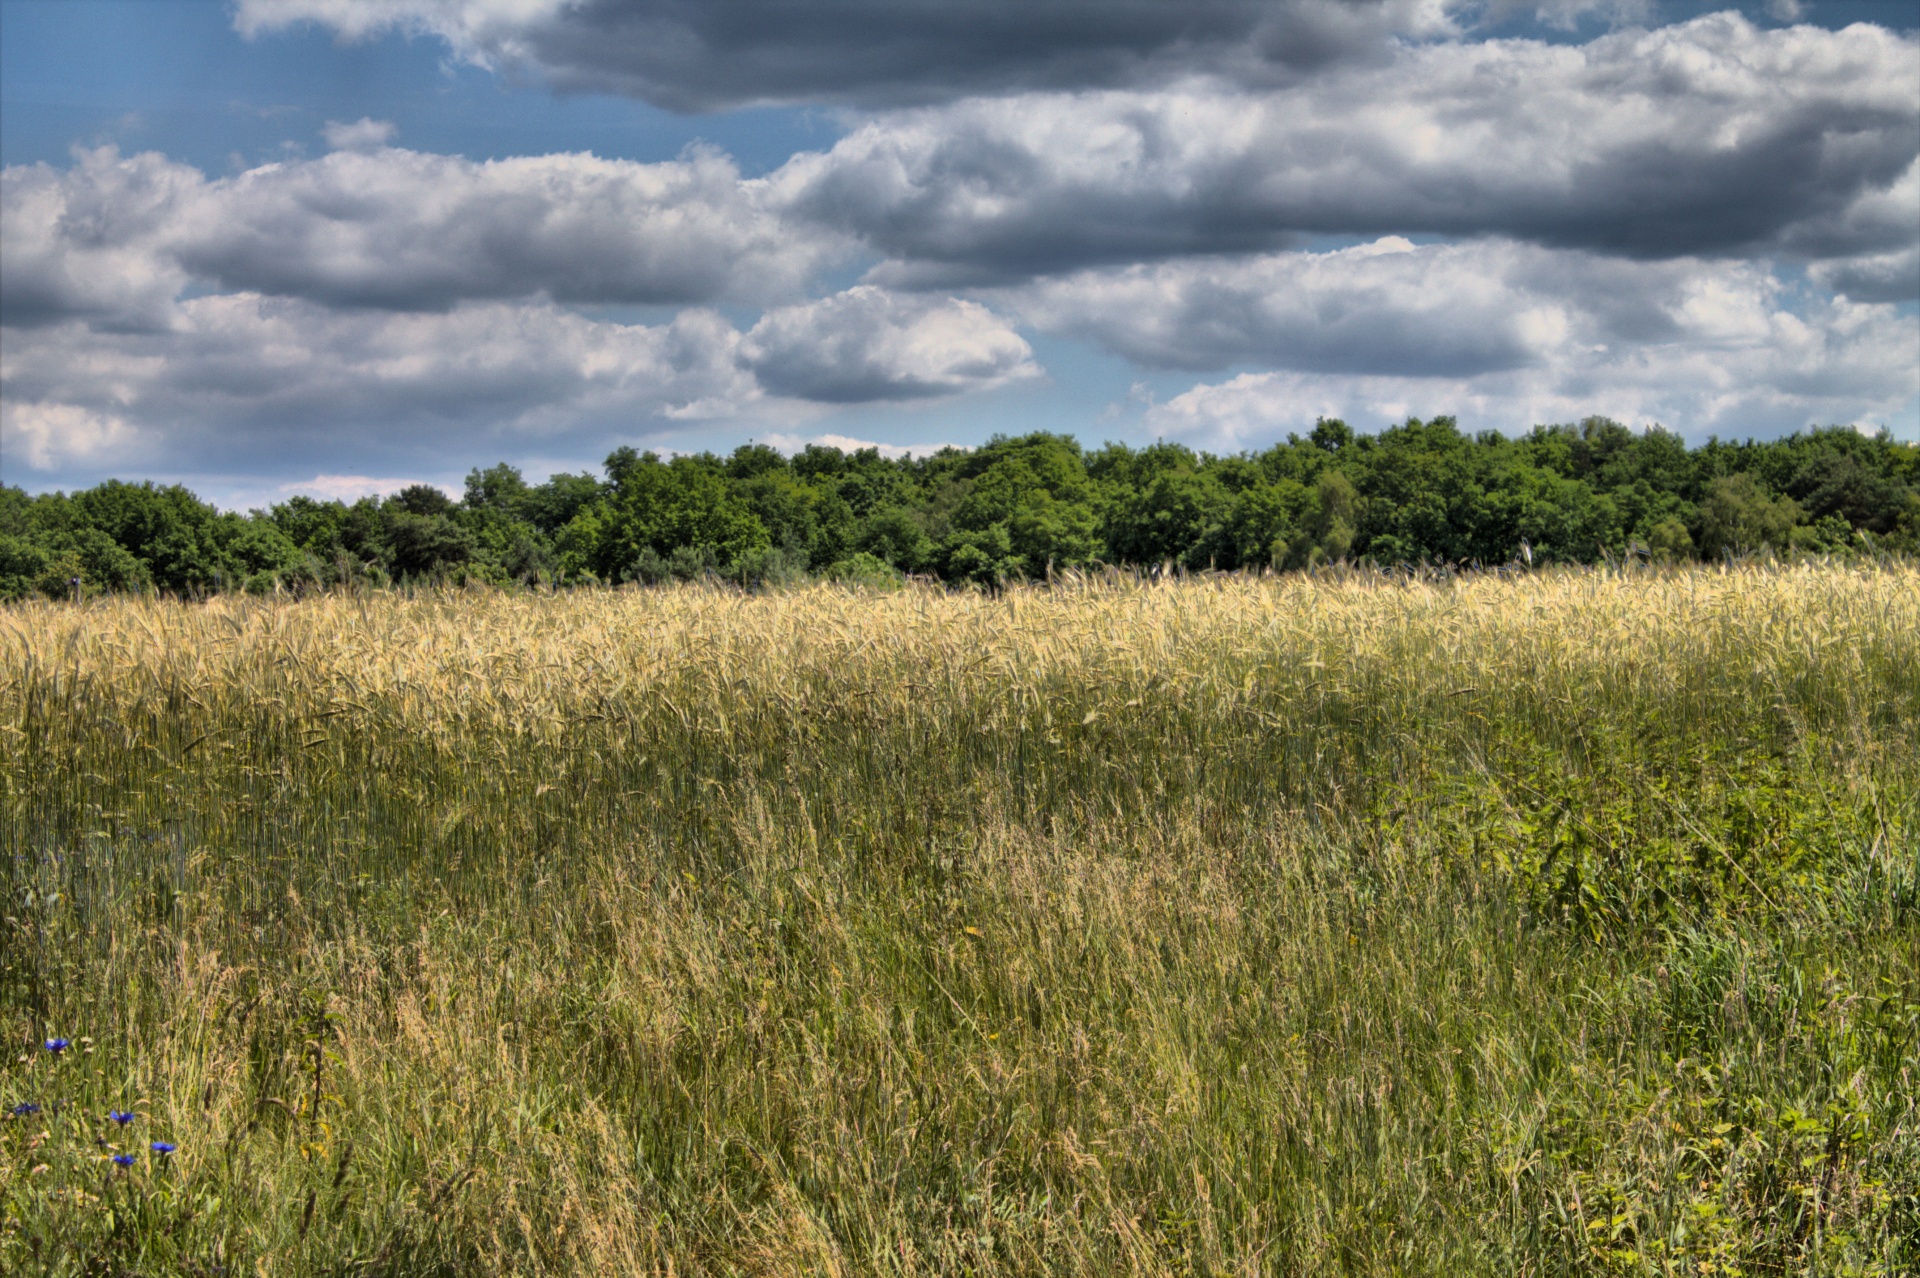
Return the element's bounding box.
[5,416,1917,600]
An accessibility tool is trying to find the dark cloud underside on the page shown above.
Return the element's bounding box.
[240,0,1460,110]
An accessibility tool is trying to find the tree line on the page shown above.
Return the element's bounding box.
[4,417,1915,600]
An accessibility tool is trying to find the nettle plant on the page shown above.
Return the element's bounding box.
[2,1033,188,1268]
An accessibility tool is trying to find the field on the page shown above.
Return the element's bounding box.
[3,565,1916,1275]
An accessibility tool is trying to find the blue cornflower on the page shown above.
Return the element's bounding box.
[112,1153,135,1168]
[9,1102,40,1117]
[44,1038,70,1055]
[150,1141,176,1155]
[109,1110,135,1126]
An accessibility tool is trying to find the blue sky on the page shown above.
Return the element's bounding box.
[3,0,1915,507]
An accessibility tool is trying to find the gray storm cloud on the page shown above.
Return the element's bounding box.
[786,17,1918,281]
[236,0,1476,110]
[10,16,1914,328]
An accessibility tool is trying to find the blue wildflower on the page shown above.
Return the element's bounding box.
[44,1038,70,1055]
[113,1153,135,1168]
[9,1102,40,1117]
[150,1141,176,1155]
[109,1110,135,1126]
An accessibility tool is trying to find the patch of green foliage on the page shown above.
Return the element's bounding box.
[5,419,1916,600]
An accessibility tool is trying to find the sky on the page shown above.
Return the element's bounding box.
[2,0,1916,509]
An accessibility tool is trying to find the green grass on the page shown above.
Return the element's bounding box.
[3,565,1916,1275]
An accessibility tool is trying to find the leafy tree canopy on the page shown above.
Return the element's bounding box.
[4,421,1913,600]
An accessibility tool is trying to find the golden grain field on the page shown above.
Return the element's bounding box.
[4,565,1917,1274]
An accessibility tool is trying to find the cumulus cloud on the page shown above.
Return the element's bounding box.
[756,432,958,459]
[321,117,398,152]
[1005,237,1879,378]
[742,287,1037,402]
[1010,238,1550,375]
[2,144,844,325]
[1,297,761,474]
[781,16,1917,280]
[278,474,434,501]
[176,144,844,310]
[0,286,1032,478]
[1007,237,1916,446]
[235,0,1476,110]
[1810,246,1920,305]
[1774,156,1919,268]
[10,18,1909,335]
[1136,286,1919,449]
[0,148,197,331]
[8,8,1913,490]
[0,401,138,472]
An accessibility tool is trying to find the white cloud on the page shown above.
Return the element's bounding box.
[782,16,1918,279]
[8,10,1912,490]
[277,474,430,501]
[742,287,1038,402]
[1139,287,1919,449]
[1004,238,1896,381]
[2,144,845,324]
[1,296,763,477]
[235,0,570,46]
[10,18,1910,334]
[1012,237,1918,448]
[1008,238,1546,374]
[0,148,197,331]
[181,145,840,309]
[0,286,1031,479]
[321,117,398,152]
[756,432,958,459]
[0,401,138,472]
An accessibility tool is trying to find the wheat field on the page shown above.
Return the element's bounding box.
[3,565,1917,1275]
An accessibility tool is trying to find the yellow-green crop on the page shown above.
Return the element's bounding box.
[4,564,1916,1274]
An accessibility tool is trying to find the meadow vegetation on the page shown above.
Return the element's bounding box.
[3,564,1917,1274]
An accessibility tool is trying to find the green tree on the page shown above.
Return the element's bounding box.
[464,464,530,516]
[384,510,476,580]
[1102,465,1233,569]
[593,453,770,582]
[856,507,934,573]
[220,517,304,578]
[941,434,1099,577]
[1697,473,1802,558]
[69,481,231,593]
[520,472,604,537]
[1646,517,1695,561]
[1298,471,1357,566]
[1218,480,1302,570]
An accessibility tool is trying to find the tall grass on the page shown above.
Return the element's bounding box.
[3,564,1916,1275]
